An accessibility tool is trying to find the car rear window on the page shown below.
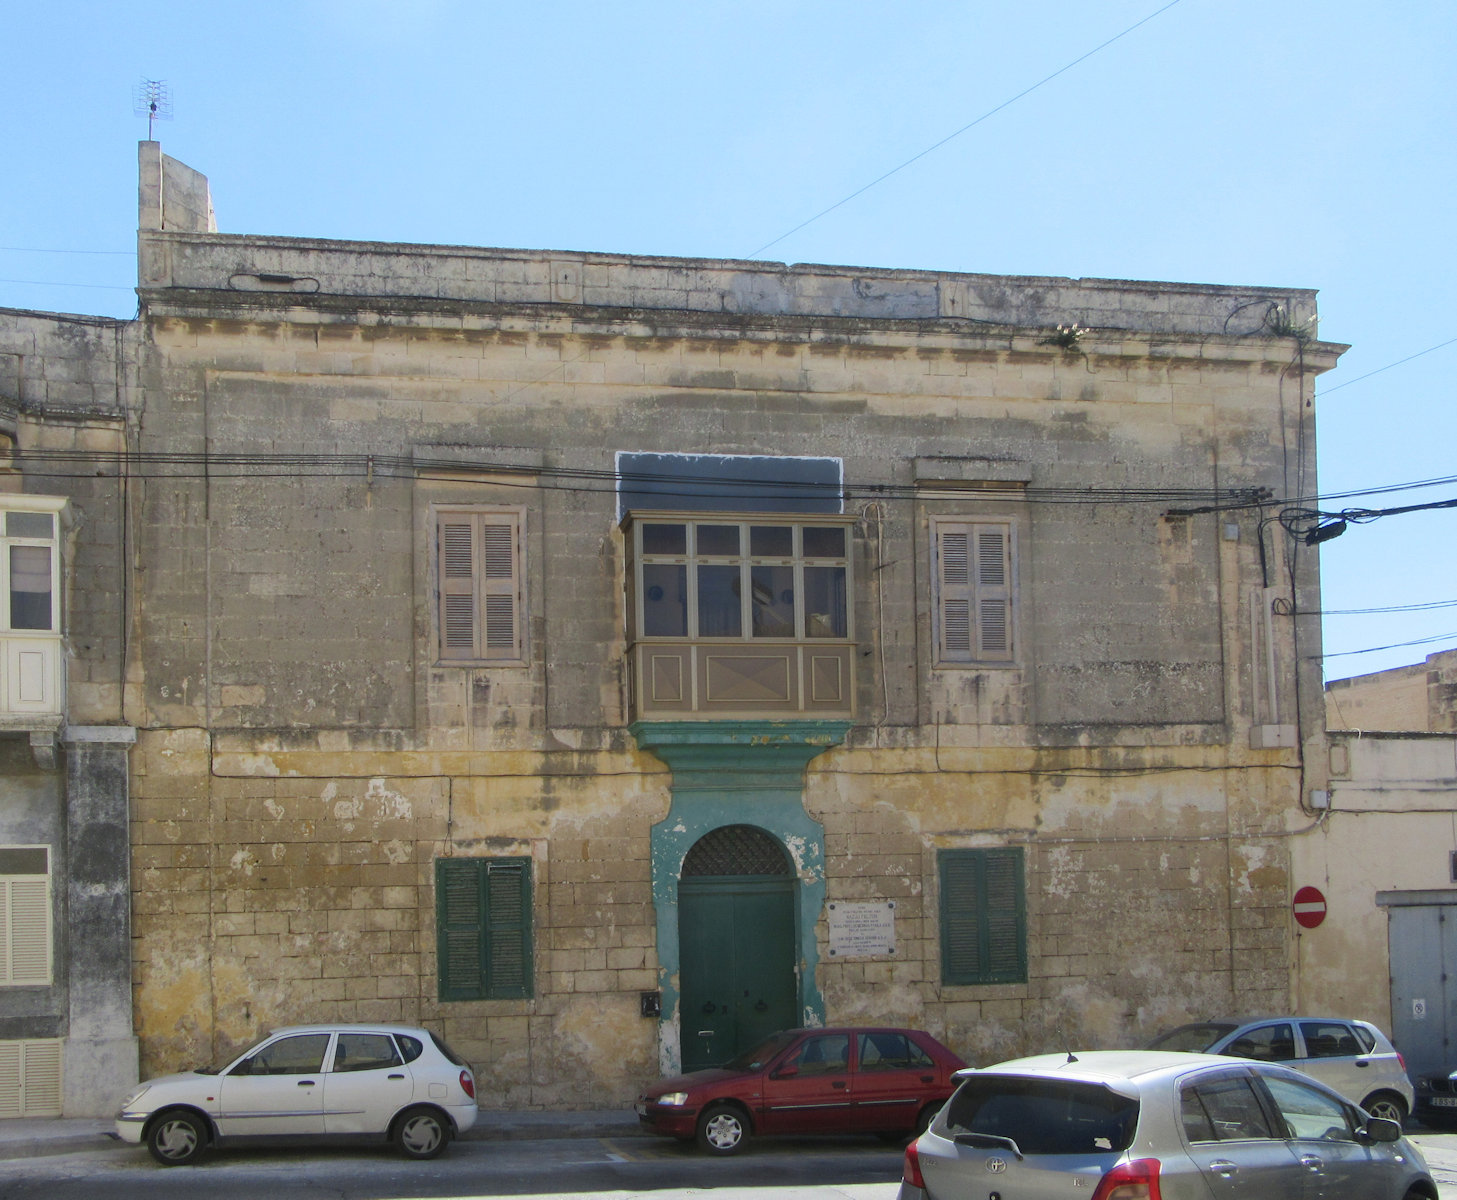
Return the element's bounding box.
[942,1076,1139,1154]
[1147,1023,1238,1053]
[429,1032,468,1067]
[396,1034,424,1063]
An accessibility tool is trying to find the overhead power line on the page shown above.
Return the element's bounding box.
[743,0,1187,259]
[1318,336,1457,396]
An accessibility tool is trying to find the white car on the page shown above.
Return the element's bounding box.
[1147,1016,1413,1122]
[115,1023,478,1165]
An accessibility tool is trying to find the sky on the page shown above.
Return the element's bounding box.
[4,0,1454,682]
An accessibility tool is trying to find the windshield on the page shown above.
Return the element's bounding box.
[196,1033,275,1075]
[1147,1023,1237,1053]
[943,1076,1139,1155]
[726,1031,800,1071]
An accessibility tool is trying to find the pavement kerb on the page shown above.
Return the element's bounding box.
[0,1110,649,1162]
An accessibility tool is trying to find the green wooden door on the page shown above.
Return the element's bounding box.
[679,876,797,1070]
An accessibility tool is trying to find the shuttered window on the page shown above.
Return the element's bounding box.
[0,847,51,987]
[932,520,1014,665]
[0,1039,63,1117]
[939,848,1026,985]
[436,509,526,665]
[436,857,533,1001]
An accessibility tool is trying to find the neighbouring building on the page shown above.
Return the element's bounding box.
[0,143,1350,1113]
[1304,652,1457,1087]
[0,314,137,1115]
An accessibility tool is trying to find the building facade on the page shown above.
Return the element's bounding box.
[1,143,1346,1112]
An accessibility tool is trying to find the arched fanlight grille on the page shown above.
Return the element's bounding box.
[682,824,791,877]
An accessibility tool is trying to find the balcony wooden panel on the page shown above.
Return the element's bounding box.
[630,642,853,720]
[2,634,64,722]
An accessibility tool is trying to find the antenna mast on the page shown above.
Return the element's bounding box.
[133,79,173,140]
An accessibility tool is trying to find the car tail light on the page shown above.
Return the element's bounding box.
[460,1070,476,1100]
[902,1141,927,1190]
[1398,1052,1407,1073]
[1091,1158,1161,1200]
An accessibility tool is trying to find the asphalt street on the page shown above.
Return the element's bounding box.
[0,1132,907,1200]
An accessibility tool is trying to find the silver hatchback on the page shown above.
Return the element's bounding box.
[1147,1016,1413,1122]
[900,1050,1434,1200]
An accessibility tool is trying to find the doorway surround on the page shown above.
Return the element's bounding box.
[631,719,851,1075]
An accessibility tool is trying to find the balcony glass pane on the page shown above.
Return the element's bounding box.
[751,564,795,638]
[804,567,847,637]
[802,526,846,559]
[642,523,686,556]
[695,524,739,556]
[749,525,793,558]
[5,512,54,539]
[10,546,52,631]
[697,565,742,637]
[642,564,687,636]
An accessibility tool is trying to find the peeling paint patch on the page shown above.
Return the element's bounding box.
[366,777,413,820]
[230,848,259,875]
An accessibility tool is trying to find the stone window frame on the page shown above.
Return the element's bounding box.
[433,506,527,667]
[0,845,52,987]
[938,847,1026,986]
[930,517,1016,667]
[435,856,534,1002]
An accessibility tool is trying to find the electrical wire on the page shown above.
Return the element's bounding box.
[742,0,1187,260]
[1317,336,1457,396]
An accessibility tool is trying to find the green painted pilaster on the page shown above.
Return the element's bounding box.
[631,719,850,1075]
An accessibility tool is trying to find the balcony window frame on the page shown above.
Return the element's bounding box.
[1,499,66,637]
[626,511,856,647]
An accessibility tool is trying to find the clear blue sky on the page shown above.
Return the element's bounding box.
[6,1,1454,680]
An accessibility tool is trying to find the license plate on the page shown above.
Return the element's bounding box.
[1432,1097,1457,1108]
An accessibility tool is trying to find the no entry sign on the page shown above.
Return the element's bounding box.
[1293,886,1327,929]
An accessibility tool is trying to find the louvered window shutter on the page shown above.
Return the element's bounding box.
[484,861,532,999]
[973,525,1013,661]
[935,521,1014,665]
[436,858,485,1001]
[436,857,533,1001]
[1,876,51,986]
[939,848,1026,985]
[437,512,523,664]
[937,528,973,663]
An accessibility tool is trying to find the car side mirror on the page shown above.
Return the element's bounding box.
[1363,1116,1402,1143]
[772,1066,799,1080]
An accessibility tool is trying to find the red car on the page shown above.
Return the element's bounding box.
[635,1026,967,1154]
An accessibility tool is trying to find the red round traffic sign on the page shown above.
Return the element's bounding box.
[1293,886,1327,929]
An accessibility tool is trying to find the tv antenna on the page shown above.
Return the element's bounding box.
[133,79,173,139]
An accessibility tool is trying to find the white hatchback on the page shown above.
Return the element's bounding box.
[115,1024,478,1165]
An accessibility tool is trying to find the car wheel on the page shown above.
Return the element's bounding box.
[696,1103,749,1155]
[147,1110,208,1166]
[394,1107,450,1160]
[1362,1092,1408,1124]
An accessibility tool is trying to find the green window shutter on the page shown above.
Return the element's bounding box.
[436,857,533,1001]
[484,860,532,999]
[939,848,1026,985]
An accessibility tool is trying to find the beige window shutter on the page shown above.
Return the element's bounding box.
[973,524,1013,661]
[3,877,51,985]
[437,511,524,664]
[937,527,973,662]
